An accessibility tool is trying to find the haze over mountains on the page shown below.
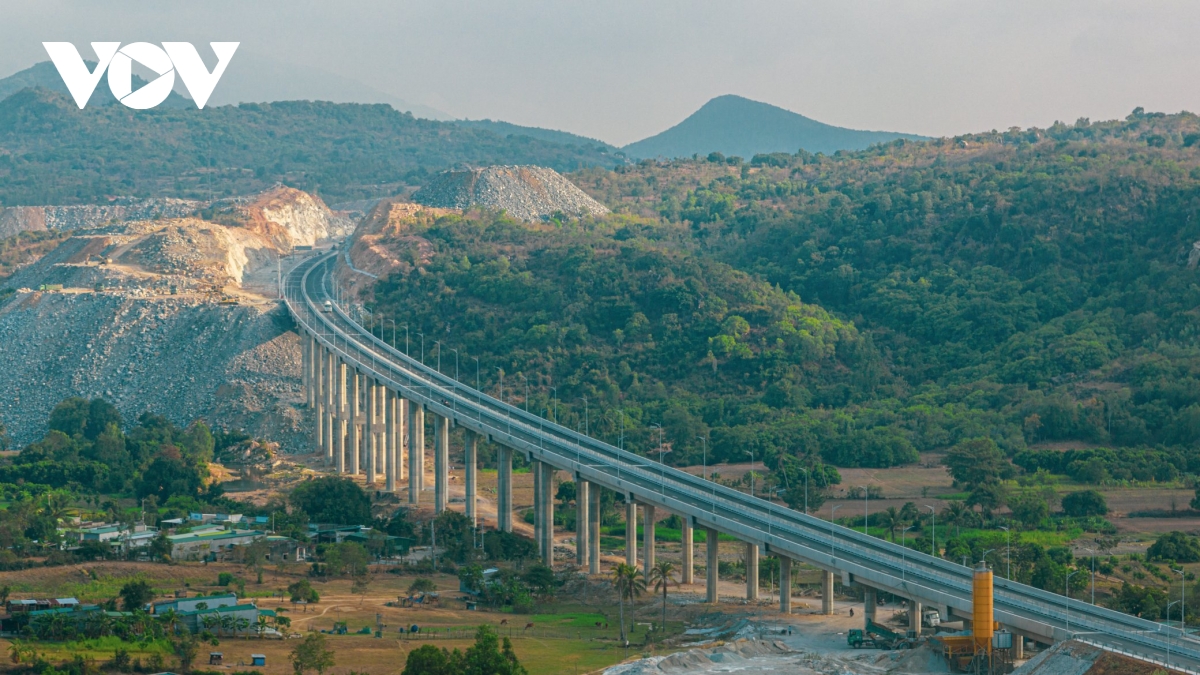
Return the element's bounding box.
[0,62,925,176]
[621,95,927,159]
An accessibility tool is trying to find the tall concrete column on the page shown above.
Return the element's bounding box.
[324,350,335,464]
[681,517,694,584]
[398,398,407,483]
[864,587,877,624]
[314,341,325,454]
[310,335,319,409]
[642,504,656,578]
[532,460,543,553]
[706,527,719,604]
[745,542,759,601]
[497,445,513,533]
[821,570,835,615]
[464,431,477,525]
[365,379,376,483]
[908,599,922,635]
[335,359,347,473]
[348,369,361,475]
[1013,631,1024,659]
[779,557,792,614]
[540,462,554,567]
[433,413,449,513]
[625,501,638,567]
[576,479,589,568]
[588,486,600,574]
[302,334,311,409]
[384,388,396,493]
[408,403,424,504]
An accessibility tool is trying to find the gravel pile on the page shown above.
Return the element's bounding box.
[0,198,204,238]
[413,165,609,222]
[0,291,308,451]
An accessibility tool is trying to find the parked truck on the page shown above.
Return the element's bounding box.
[848,619,919,650]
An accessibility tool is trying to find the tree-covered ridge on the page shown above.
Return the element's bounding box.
[370,213,916,469]
[0,88,619,206]
[566,110,1200,476]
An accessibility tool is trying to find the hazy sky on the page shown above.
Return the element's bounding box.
[3,1,1199,146]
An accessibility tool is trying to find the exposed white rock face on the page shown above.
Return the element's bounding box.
[413,165,610,222]
[0,198,203,238]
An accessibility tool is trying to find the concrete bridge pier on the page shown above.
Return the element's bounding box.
[533,460,543,556]
[745,543,759,601]
[539,462,554,566]
[324,350,335,465]
[314,341,325,455]
[706,527,719,603]
[822,570,835,615]
[497,445,513,532]
[576,479,590,569]
[433,413,449,512]
[625,501,637,567]
[396,397,407,482]
[365,379,377,483]
[348,369,361,475]
[335,359,348,473]
[681,517,693,584]
[779,556,791,613]
[384,388,396,493]
[864,586,877,625]
[908,599,922,635]
[642,504,656,578]
[464,430,477,525]
[408,403,424,504]
[588,486,600,574]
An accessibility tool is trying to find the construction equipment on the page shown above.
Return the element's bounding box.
[932,562,1015,673]
[848,618,918,650]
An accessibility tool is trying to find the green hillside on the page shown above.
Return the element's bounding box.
[374,110,1200,492]
[0,88,620,205]
[621,94,925,160]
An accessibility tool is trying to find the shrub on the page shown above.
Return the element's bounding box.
[1062,490,1108,517]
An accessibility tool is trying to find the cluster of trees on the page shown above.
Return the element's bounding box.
[5,398,214,501]
[563,111,1200,480]
[400,625,526,675]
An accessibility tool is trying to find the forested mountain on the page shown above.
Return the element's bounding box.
[454,119,616,152]
[621,94,925,160]
[0,88,620,206]
[375,109,1200,484]
[0,60,192,109]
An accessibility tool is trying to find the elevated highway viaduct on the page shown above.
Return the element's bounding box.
[288,251,1200,672]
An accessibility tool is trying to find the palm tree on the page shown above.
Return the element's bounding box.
[159,608,182,636]
[235,616,250,638]
[256,615,270,639]
[878,507,899,541]
[611,563,645,645]
[201,614,219,636]
[648,561,675,635]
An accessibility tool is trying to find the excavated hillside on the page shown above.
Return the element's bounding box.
[0,187,349,451]
[412,165,609,222]
[0,198,203,238]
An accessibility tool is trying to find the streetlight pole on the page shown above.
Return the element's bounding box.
[901,525,915,579]
[473,357,480,391]
[418,333,425,363]
[696,436,707,483]
[549,387,557,422]
[1174,567,1186,634]
[1065,569,1080,634]
[830,505,843,558]
[402,325,409,354]
[1169,600,1181,668]
[924,505,936,557]
[518,374,529,412]
[745,449,756,498]
[859,486,869,535]
[798,467,809,514]
[434,340,442,373]
[450,349,459,381]
[582,396,589,434]
[495,369,504,402]
[999,526,1011,580]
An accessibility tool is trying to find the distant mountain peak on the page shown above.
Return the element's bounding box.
[622,94,925,159]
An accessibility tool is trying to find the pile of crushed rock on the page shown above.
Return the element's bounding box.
[412,165,609,222]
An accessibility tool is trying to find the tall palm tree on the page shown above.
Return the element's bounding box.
[256,615,270,639]
[648,561,675,635]
[611,563,645,645]
[159,608,182,636]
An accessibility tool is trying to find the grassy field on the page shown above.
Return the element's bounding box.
[0,561,686,675]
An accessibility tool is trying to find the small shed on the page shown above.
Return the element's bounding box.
[208,652,223,665]
[251,654,266,667]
